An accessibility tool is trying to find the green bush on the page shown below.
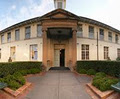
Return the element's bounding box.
[0,62,42,78]
[0,78,5,83]
[95,72,106,77]
[116,57,120,61]
[79,69,87,74]
[87,69,96,75]
[77,61,120,77]
[8,80,22,90]
[92,75,119,91]
[18,70,28,76]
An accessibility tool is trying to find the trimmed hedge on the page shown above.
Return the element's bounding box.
[77,61,120,77]
[0,62,42,78]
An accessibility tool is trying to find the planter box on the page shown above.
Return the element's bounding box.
[87,83,114,99]
[3,82,31,97]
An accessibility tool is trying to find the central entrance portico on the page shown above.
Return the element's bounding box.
[42,9,78,71]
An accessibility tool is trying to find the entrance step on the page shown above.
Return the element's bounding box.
[49,67,70,70]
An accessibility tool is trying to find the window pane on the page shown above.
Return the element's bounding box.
[15,29,20,40]
[25,27,31,39]
[7,32,11,42]
[37,25,42,37]
[104,47,109,59]
[0,49,1,59]
[58,2,63,8]
[1,35,4,43]
[77,25,83,37]
[108,32,112,42]
[99,29,104,40]
[89,26,94,38]
[115,34,119,43]
[30,45,38,60]
[81,45,89,60]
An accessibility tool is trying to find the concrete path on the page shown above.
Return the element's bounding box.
[25,70,92,99]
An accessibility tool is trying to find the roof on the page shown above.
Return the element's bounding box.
[0,9,120,34]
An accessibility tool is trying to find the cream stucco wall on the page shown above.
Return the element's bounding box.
[0,21,120,62]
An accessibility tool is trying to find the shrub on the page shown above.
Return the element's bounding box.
[116,57,120,61]
[95,72,106,77]
[0,78,5,83]
[0,62,42,78]
[77,61,120,77]
[92,75,119,91]
[8,80,22,90]
[87,69,96,75]
[19,70,28,76]
[79,69,87,74]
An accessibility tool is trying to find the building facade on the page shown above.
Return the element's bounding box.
[0,0,120,70]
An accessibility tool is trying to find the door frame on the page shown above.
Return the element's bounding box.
[54,44,66,67]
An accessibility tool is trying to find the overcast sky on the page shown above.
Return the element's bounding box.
[0,0,120,31]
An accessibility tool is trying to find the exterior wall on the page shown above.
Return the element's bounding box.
[0,19,120,63]
[0,38,43,62]
[77,38,120,60]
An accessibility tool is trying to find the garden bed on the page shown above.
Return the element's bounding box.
[3,82,31,97]
[87,83,114,99]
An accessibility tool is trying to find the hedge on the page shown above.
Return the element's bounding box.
[0,62,42,78]
[77,61,120,77]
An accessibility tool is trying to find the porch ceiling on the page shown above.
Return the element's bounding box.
[47,28,72,40]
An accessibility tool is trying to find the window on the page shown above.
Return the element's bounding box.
[10,46,16,61]
[1,35,4,44]
[7,32,11,42]
[15,29,20,41]
[115,34,119,43]
[108,32,112,42]
[58,2,63,8]
[0,49,1,59]
[30,45,38,60]
[77,25,83,37]
[37,25,42,37]
[89,26,94,38]
[117,49,120,58]
[99,29,104,40]
[25,26,31,39]
[81,45,89,60]
[104,46,109,59]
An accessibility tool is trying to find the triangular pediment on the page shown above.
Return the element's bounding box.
[41,9,80,20]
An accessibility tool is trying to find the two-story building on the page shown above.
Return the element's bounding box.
[0,0,120,70]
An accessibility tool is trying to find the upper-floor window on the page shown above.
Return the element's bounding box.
[108,32,112,42]
[99,29,104,40]
[77,25,83,37]
[89,26,94,39]
[81,44,89,60]
[37,25,42,37]
[15,29,20,41]
[115,34,119,43]
[7,32,11,42]
[104,46,109,59]
[1,35,4,44]
[25,26,31,39]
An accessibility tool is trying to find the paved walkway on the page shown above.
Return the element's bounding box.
[25,70,92,99]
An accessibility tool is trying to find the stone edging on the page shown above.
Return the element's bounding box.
[87,83,114,99]
[3,82,31,97]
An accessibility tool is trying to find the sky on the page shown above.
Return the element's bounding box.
[0,0,120,31]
